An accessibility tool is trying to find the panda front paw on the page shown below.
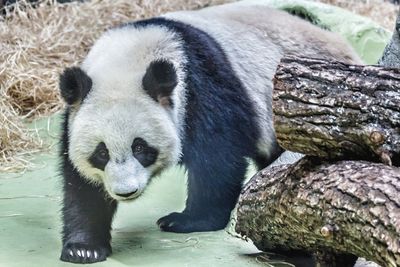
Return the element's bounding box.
[157,212,190,232]
[60,242,111,264]
[157,211,227,233]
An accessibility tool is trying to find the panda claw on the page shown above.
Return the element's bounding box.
[60,243,110,263]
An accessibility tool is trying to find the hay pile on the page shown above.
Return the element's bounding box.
[317,0,398,30]
[0,0,230,172]
[0,96,43,171]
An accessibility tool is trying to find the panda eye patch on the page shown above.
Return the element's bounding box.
[132,138,158,167]
[89,142,109,171]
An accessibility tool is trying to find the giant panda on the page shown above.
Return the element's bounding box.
[58,1,361,264]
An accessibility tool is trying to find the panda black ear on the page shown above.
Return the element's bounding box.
[59,67,92,105]
[142,60,178,107]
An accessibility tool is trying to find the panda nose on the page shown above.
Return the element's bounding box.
[116,189,138,198]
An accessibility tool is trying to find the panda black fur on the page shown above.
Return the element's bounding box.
[59,2,361,264]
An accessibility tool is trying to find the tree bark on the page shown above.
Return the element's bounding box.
[238,15,400,267]
[235,158,400,267]
[379,10,400,67]
[272,56,400,166]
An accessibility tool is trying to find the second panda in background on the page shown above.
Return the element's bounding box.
[58,1,361,264]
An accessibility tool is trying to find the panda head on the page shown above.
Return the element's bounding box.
[59,26,186,201]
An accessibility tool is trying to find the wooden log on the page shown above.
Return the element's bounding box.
[379,10,400,67]
[235,158,400,267]
[238,14,400,267]
[272,56,400,166]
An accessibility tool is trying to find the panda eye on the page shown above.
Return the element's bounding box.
[89,142,109,171]
[133,144,145,154]
[97,149,109,160]
[132,138,158,167]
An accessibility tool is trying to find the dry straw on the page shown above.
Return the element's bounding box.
[0,0,229,172]
[317,0,398,31]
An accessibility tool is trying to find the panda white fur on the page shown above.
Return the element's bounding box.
[59,1,361,263]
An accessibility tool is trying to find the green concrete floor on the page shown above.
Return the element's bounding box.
[0,115,266,267]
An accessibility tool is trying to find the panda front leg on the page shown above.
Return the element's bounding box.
[157,156,247,233]
[60,166,117,264]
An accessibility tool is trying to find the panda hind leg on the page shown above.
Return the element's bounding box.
[254,143,284,170]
